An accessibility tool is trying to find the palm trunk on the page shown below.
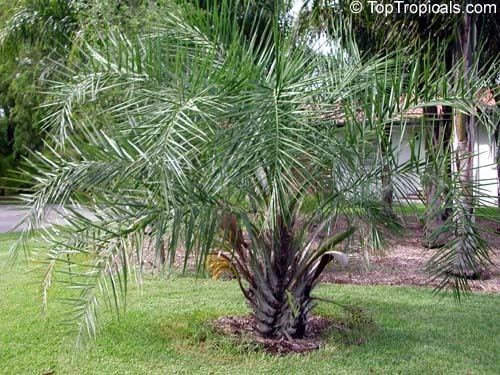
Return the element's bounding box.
[455,113,475,214]
[494,93,500,232]
[442,106,453,220]
[423,106,439,245]
[497,158,500,230]
[223,215,354,340]
[497,160,500,233]
[251,284,310,339]
[495,121,500,232]
[422,105,453,248]
[381,124,394,214]
[251,218,310,339]
[455,13,475,216]
[452,13,478,277]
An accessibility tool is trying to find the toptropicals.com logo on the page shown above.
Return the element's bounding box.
[349,1,497,16]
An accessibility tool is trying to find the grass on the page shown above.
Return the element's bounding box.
[1,233,500,374]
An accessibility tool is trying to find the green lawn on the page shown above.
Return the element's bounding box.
[1,233,499,374]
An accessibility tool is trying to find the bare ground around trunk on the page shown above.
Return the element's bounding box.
[212,315,339,354]
[321,216,500,293]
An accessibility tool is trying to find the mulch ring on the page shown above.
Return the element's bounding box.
[212,315,337,354]
[322,216,500,293]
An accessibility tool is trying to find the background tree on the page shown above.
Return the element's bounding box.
[0,0,167,195]
[0,0,81,195]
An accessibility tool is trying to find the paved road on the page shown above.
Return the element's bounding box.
[0,205,69,233]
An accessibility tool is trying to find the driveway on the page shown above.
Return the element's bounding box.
[0,205,69,233]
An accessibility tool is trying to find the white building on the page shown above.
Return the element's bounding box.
[391,102,498,206]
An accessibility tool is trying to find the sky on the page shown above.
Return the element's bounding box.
[290,0,337,55]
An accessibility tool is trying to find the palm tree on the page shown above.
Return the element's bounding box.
[12,0,492,342]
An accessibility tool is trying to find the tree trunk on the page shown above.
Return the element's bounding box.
[497,157,500,233]
[494,93,500,233]
[159,240,166,266]
[242,219,354,340]
[452,13,479,277]
[455,113,475,213]
[422,106,452,248]
[455,13,475,215]
[442,106,453,220]
[495,121,500,232]
[250,219,311,340]
[497,157,500,232]
[380,124,394,214]
[251,284,310,339]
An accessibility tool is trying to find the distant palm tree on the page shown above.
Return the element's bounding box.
[299,0,499,266]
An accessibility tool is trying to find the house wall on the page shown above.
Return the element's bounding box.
[477,128,499,206]
[391,125,499,206]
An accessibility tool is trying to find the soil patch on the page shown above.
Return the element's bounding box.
[212,315,335,354]
[322,216,500,293]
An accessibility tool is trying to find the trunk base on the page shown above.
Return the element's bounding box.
[445,269,483,280]
[422,219,450,249]
[213,315,334,354]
